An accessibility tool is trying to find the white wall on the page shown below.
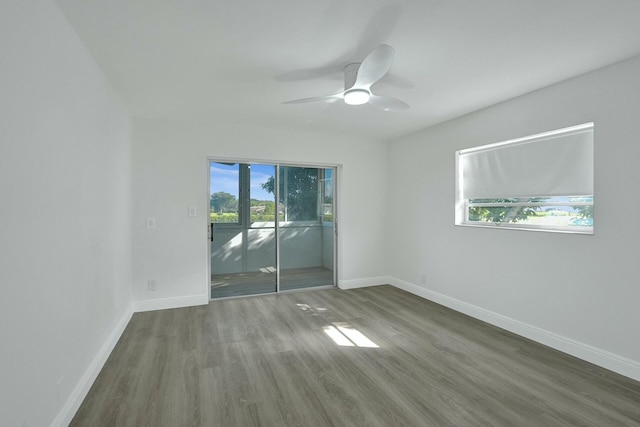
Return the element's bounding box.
[132,118,389,308]
[0,1,132,426]
[388,55,640,380]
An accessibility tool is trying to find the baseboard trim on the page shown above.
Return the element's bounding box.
[388,277,640,382]
[338,276,392,290]
[133,294,209,313]
[51,305,134,427]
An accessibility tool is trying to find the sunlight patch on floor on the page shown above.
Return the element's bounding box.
[323,323,379,348]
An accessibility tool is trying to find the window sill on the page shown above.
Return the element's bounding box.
[455,222,593,235]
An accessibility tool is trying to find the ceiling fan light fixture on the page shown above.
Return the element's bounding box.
[344,89,370,106]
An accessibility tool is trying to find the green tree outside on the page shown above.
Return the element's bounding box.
[262,167,319,221]
[210,191,237,213]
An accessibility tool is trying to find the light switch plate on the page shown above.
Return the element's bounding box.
[146,217,156,229]
[188,206,197,217]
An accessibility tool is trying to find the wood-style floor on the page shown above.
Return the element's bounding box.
[71,285,640,426]
[211,267,333,298]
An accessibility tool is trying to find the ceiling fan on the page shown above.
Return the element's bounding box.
[284,44,409,112]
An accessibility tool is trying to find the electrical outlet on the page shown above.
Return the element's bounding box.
[147,279,157,291]
[420,273,427,285]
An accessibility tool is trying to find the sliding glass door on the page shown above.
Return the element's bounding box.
[279,166,334,291]
[209,161,335,298]
[209,163,277,298]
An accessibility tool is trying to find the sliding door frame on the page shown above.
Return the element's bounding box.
[206,157,339,300]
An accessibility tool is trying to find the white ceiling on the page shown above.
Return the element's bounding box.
[56,0,640,141]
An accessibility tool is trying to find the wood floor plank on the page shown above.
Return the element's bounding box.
[71,285,640,426]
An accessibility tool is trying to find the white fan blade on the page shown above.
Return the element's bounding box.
[368,94,409,112]
[283,93,343,104]
[353,44,395,89]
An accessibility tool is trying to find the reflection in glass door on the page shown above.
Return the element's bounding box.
[209,161,335,298]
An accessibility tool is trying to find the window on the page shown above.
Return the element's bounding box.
[249,164,278,226]
[455,123,594,234]
[278,166,320,222]
[318,168,334,223]
[209,163,333,227]
[209,162,240,223]
[210,162,276,226]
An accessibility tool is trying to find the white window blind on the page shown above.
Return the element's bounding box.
[459,123,594,200]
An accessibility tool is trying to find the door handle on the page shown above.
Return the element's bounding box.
[210,223,214,242]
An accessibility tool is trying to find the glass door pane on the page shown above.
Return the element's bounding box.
[210,162,277,298]
[278,166,334,291]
